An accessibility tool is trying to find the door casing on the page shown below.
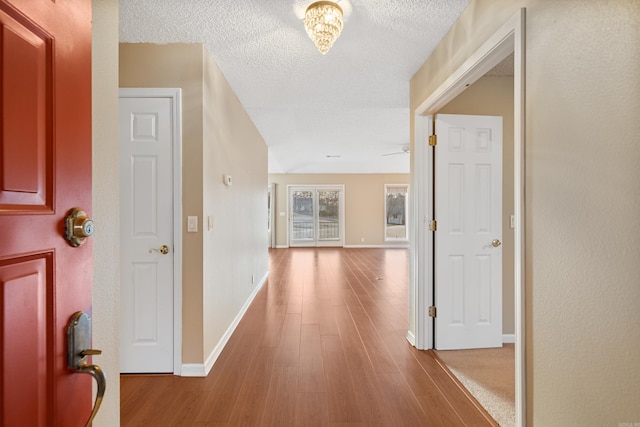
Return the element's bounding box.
[118,88,183,375]
[409,8,526,426]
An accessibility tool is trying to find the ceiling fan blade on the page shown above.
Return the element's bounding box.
[381,148,410,156]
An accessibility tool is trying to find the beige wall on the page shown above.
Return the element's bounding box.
[438,76,515,335]
[269,174,410,247]
[92,0,120,425]
[119,44,269,367]
[411,0,640,424]
[201,49,269,357]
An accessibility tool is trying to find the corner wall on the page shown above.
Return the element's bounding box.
[269,173,410,247]
[411,0,640,424]
[201,48,269,363]
[92,1,120,425]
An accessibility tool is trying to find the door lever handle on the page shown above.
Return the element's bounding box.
[77,364,106,426]
[66,312,107,427]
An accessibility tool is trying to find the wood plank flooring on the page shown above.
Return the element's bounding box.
[121,248,497,426]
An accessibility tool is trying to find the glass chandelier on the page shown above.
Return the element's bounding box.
[304,1,344,55]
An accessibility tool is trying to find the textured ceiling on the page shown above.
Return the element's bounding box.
[119,0,471,173]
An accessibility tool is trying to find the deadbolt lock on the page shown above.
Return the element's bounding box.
[65,208,95,247]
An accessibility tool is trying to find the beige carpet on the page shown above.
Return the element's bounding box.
[435,344,515,427]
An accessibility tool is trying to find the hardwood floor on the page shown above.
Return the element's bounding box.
[121,248,497,426]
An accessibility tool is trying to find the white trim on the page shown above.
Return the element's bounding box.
[181,270,269,377]
[412,115,433,350]
[118,88,184,375]
[344,244,409,249]
[411,9,526,426]
[275,245,290,249]
[503,334,516,344]
[406,330,416,346]
[180,363,207,377]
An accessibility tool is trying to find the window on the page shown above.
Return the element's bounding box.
[289,185,345,247]
[385,184,409,241]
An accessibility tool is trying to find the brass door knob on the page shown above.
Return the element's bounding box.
[491,239,502,248]
[149,245,170,255]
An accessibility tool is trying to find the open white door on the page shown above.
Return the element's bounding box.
[119,90,179,372]
[434,114,503,350]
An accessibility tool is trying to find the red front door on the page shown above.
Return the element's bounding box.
[0,0,93,425]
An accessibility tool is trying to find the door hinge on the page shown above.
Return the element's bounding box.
[428,220,437,231]
[428,306,437,318]
[428,135,437,146]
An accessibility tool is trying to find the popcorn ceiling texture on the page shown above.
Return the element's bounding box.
[119,0,470,173]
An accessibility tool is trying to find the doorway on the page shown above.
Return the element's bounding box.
[118,88,183,374]
[288,185,345,247]
[411,9,525,426]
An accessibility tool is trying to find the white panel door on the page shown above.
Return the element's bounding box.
[434,114,503,350]
[119,95,174,372]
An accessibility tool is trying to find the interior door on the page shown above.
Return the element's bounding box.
[119,92,175,373]
[289,185,344,247]
[0,0,94,425]
[434,114,503,350]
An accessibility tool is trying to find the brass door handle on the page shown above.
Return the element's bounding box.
[67,312,106,427]
[149,245,170,255]
[491,239,502,248]
[77,364,106,427]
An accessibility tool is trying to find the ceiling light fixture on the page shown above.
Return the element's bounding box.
[304,1,344,55]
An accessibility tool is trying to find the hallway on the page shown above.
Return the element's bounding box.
[121,248,496,426]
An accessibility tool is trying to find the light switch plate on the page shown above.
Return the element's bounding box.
[187,216,198,232]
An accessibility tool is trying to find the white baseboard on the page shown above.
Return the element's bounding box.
[275,245,289,249]
[344,244,410,249]
[180,363,207,377]
[180,270,269,377]
[406,331,416,346]
[503,334,515,344]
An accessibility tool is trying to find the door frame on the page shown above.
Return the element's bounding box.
[410,9,526,425]
[118,87,183,375]
[268,183,276,248]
